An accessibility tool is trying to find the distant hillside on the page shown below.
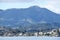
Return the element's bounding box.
[0,6,60,29]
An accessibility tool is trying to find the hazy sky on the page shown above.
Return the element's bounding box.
[0,0,60,14]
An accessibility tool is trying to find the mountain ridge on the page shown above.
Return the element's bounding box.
[0,6,60,28]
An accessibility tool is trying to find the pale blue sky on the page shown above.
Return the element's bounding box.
[0,0,60,14]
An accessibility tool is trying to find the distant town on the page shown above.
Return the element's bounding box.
[0,26,60,37]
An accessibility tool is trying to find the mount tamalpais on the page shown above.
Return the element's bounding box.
[0,6,60,29]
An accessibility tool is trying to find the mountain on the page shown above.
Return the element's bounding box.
[0,6,60,28]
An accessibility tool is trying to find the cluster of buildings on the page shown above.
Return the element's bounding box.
[16,29,60,37]
[0,27,60,37]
